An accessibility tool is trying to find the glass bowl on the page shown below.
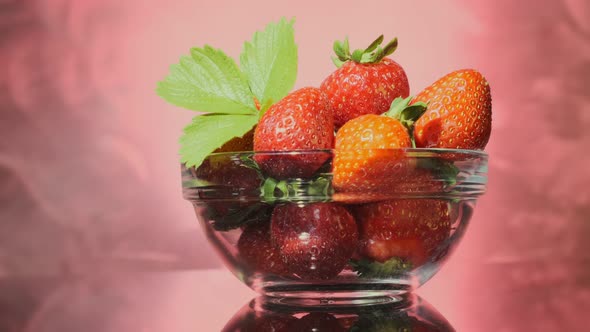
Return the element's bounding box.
[182,148,487,305]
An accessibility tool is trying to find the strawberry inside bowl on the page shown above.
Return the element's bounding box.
[182,148,487,306]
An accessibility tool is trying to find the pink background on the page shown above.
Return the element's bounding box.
[1,0,589,330]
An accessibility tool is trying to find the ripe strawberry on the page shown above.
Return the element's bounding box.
[215,128,255,152]
[194,150,259,196]
[355,199,452,266]
[270,203,358,280]
[193,128,258,198]
[254,87,334,179]
[413,69,492,150]
[191,129,262,225]
[237,220,290,276]
[332,97,427,192]
[320,35,410,128]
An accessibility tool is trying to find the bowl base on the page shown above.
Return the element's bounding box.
[257,282,412,308]
[263,294,405,308]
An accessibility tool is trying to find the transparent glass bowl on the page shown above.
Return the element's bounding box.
[182,149,487,305]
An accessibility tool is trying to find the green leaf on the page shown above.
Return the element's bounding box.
[240,18,298,107]
[332,56,346,68]
[333,40,348,59]
[342,37,350,57]
[350,257,411,278]
[157,45,256,114]
[364,34,384,53]
[382,37,398,56]
[179,113,258,168]
[351,49,364,62]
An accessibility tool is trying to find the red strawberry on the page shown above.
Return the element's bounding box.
[332,97,427,192]
[192,130,262,221]
[270,203,358,280]
[355,199,452,266]
[193,128,259,199]
[320,36,410,128]
[238,221,290,276]
[413,69,492,150]
[254,87,334,179]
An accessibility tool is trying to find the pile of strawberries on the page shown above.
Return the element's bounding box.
[201,35,492,280]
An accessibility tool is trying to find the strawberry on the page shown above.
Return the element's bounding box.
[355,199,452,266]
[193,129,259,200]
[237,220,290,276]
[413,69,492,150]
[254,87,334,179]
[191,130,263,226]
[320,35,410,128]
[270,203,358,280]
[332,97,427,192]
[215,128,255,152]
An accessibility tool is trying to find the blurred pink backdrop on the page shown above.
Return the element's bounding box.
[1,0,589,330]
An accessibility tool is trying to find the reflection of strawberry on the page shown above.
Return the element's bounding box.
[270,203,358,280]
[222,312,296,332]
[288,313,345,332]
[251,314,297,332]
[413,69,492,150]
[320,36,409,128]
[254,87,334,179]
[355,199,452,266]
[332,97,426,192]
[351,309,453,332]
[237,221,289,276]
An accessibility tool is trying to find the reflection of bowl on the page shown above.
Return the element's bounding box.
[183,149,487,305]
[222,295,454,331]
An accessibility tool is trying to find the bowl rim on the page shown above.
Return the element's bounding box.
[200,148,488,159]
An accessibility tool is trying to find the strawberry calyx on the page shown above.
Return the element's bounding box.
[261,176,333,202]
[382,96,427,147]
[416,158,460,187]
[350,257,412,278]
[240,154,334,202]
[384,96,427,130]
[332,35,398,67]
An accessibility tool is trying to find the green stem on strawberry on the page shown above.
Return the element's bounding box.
[416,158,460,187]
[260,176,333,202]
[383,96,428,148]
[350,257,412,278]
[332,35,399,67]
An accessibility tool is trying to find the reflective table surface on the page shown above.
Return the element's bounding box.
[2,268,588,331]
